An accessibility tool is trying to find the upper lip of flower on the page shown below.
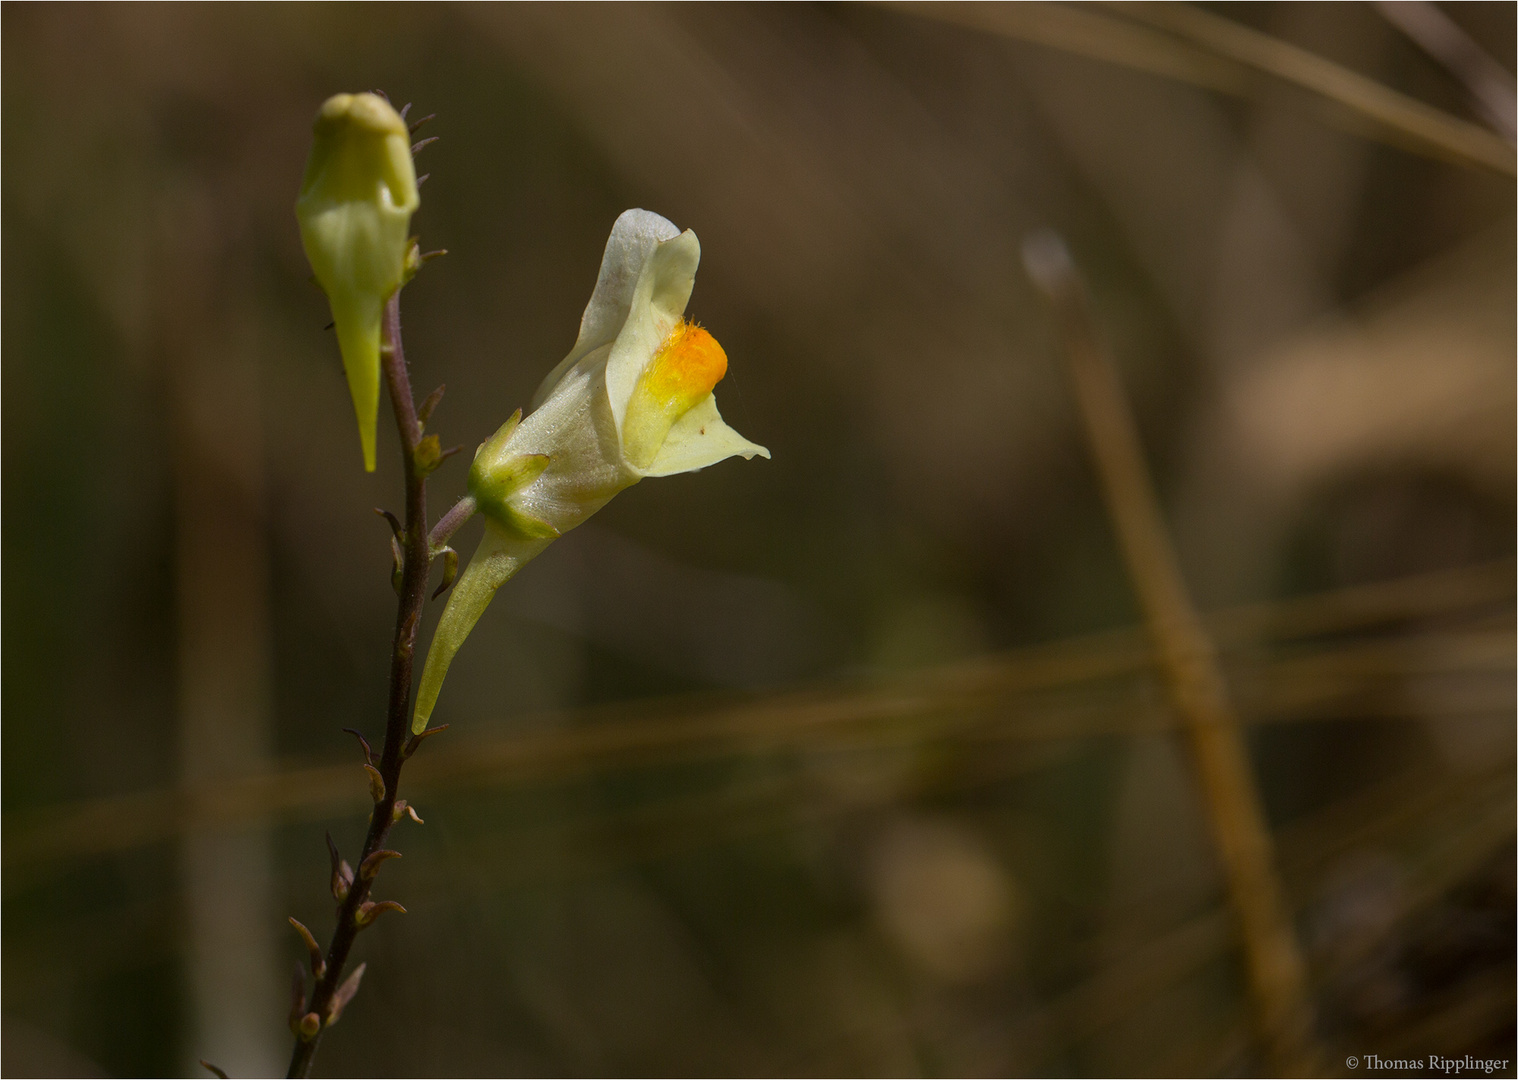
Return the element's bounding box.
[530,209,768,469]
[529,209,685,407]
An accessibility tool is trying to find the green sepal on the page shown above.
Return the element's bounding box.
[467,410,555,539]
[478,408,522,450]
[470,451,555,538]
[497,502,560,541]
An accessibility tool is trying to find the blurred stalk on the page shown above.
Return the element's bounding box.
[1113,2,1515,175]
[166,184,281,1078]
[1012,759,1513,1066]
[1022,230,1320,1075]
[4,560,1510,875]
[892,1,1515,175]
[1372,1,1516,144]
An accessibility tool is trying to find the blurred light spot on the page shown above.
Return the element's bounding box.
[868,817,1018,983]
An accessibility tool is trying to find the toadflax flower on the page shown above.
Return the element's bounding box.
[412,209,769,730]
[296,92,420,472]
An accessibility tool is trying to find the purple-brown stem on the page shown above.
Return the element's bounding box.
[286,292,433,1078]
[428,495,476,550]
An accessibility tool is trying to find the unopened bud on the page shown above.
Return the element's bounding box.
[430,546,459,601]
[298,1011,322,1040]
[288,917,326,979]
[326,962,367,1026]
[355,899,407,928]
[326,832,355,904]
[342,726,376,766]
[362,763,386,803]
[359,849,402,881]
[391,799,424,824]
[403,722,450,759]
[332,859,354,904]
[296,92,420,472]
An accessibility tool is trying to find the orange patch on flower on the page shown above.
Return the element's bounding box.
[644,321,728,412]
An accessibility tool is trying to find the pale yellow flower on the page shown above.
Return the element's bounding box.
[412,210,768,730]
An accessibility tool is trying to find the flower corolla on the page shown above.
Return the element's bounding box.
[412,210,769,730]
[296,92,420,471]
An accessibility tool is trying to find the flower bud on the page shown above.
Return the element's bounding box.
[296,92,419,471]
[325,962,367,1026]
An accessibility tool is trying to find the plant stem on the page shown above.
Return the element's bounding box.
[428,495,476,550]
[286,291,431,1078]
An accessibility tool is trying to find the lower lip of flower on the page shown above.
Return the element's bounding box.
[622,320,729,468]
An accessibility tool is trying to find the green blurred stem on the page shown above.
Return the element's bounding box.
[286,290,432,1079]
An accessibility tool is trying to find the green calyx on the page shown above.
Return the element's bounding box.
[467,410,559,540]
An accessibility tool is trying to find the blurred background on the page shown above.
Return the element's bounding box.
[3,3,1514,1076]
